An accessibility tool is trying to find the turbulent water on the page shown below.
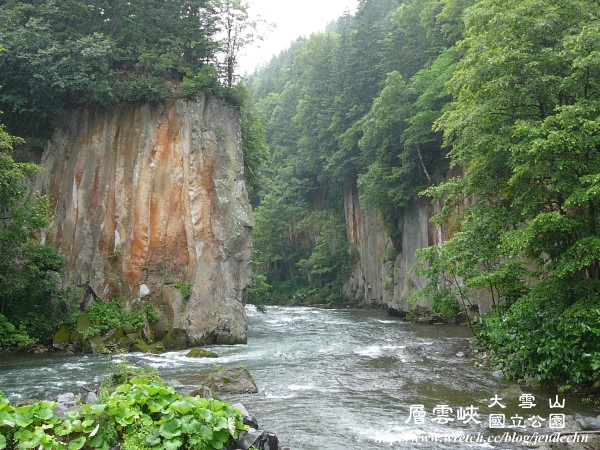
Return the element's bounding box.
[1,306,598,449]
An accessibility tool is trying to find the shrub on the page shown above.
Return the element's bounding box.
[0,374,247,449]
[114,76,169,103]
[475,280,600,385]
[243,272,271,312]
[144,304,158,323]
[163,279,192,299]
[0,243,80,345]
[180,65,221,98]
[175,282,192,299]
[431,292,460,318]
[0,314,35,349]
[83,298,145,338]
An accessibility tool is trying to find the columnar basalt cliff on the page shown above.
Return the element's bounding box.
[35,96,253,346]
[343,184,493,315]
[342,185,433,313]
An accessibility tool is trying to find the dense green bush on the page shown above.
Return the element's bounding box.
[475,280,600,385]
[114,76,169,103]
[0,375,247,449]
[0,125,79,346]
[244,273,271,312]
[0,314,35,349]
[83,299,146,339]
[180,66,221,98]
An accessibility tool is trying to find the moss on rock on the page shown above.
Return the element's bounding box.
[163,328,190,350]
[132,339,159,354]
[186,348,219,358]
[52,325,72,350]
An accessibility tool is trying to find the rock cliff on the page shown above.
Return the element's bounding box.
[342,185,433,313]
[35,96,253,346]
[343,184,493,315]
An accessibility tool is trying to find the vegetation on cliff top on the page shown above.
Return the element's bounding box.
[0,0,261,140]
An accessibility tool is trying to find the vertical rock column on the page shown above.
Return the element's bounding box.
[342,184,433,313]
[35,97,253,346]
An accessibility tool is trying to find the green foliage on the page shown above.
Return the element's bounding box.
[476,281,600,384]
[296,211,350,281]
[243,273,271,312]
[431,292,460,318]
[421,0,600,384]
[0,119,79,346]
[1,245,80,344]
[0,374,246,449]
[107,247,120,262]
[162,278,191,299]
[181,66,221,98]
[0,314,35,349]
[83,299,145,338]
[175,283,192,300]
[238,86,269,197]
[144,304,158,324]
[0,0,261,138]
[114,76,169,103]
[412,246,469,321]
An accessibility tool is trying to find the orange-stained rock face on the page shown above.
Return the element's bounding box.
[35,97,253,346]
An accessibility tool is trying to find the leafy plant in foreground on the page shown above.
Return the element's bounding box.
[0,375,247,449]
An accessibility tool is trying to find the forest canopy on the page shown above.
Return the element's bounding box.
[0,0,256,138]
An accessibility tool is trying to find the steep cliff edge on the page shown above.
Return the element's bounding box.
[34,96,253,346]
[342,185,433,313]
[343,185,493,315]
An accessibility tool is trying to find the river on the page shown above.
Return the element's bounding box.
[1,306,598,449]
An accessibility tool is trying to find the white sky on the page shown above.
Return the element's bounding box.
[237,0,359,75]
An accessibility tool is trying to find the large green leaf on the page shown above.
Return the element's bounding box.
[68,436,86,450]
[159,419,182,439]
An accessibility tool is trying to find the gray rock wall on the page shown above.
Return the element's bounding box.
[343,184,493,315]
[34,96,253,346]
[342,185,435,312]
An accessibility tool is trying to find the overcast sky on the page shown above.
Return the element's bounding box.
[237,0,359,75]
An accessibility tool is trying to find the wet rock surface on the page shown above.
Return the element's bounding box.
[198,366,259,396]
[35,96,253,346]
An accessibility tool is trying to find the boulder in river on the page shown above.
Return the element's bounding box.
[237,430,282,450]
[197,366,258,395]
[186,347,219,358]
